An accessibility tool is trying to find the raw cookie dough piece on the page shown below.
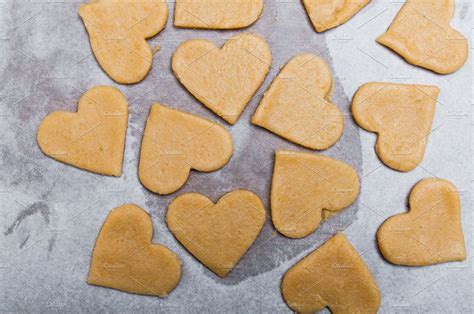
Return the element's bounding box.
[282,232,381,314]
[174,0,264,29]
[138,104,233,195]
[172,33,272,124]
[37,86,128,177]
[377,178,466,266]
[167,190,265,277]
[352,82,438,172]
[302,0,370,32]
[377,0,468,74]
[252,54,344,150]
[88,204,182,296]
[79,0,168,84]
[271,151,360,238]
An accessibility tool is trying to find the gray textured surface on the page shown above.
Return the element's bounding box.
[0,0,472,313]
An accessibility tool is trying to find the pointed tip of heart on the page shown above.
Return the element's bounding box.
[303,0,370,32]
[215,267,232,278]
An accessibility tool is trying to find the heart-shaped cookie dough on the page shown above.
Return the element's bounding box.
[377,178,466,266]
[252,54,344,150]
[172,33,272,124]
[138,104,233,195]
[271,151,360,238]
[302,0,371,32]
[166,190,265,277]
[281,232,381,313]
[79,0,168,84]
[352,82,438,172]
[174,0,264,29]
[37,86,128,177]
[377,0,468,74]
[88,204,182,296]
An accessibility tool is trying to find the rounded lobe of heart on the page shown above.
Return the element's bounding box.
[87,204,182,297]
[174,0,264,29]
[281,232,381,314]
[271,151,360,238]
[302,0,371,32]
[377,0,468,74]
[377,178,466,266]
[79,0,168,84]
[172,33,272,124]
[166,190,266,277]
[252,54,344,150]
[352,82,438,172]
[138,104,234,195]
[37,85,128,177]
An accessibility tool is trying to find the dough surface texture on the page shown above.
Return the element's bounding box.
[252,54,344,150]
[271,151,360,238]
[281,232,381,313]
[37,86,128,177]
[167,190,265,277]
[88,204,182,297]
[377,178,466,266]
[352,82,438,172]
[302,0,370,32]
[174,0,264,29]
[172,33,272,124]
[377,0,468,74]
[139,104,233,195]
[79,0,168,84]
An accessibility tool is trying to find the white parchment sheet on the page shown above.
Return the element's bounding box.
[0,1,472,312]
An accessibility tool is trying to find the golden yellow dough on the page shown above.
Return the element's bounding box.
[281,232,381,314]
[138,104,233,195]
[88,204,182,297]
[377,178,466,266]
[302,0,371,32]
[79,0,168,84]
[271,151,360,238]
[174,0,264,29]
[352,82,438,172]
[172,33,272,124]
[37,86,128,177]
[252,54,344,150]
[167,190,265,277]
[377,0,468,74]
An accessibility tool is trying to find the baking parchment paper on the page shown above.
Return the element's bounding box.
[0,0,472,312]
